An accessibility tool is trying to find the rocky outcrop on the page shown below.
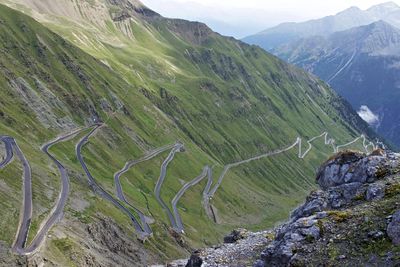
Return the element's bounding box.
[316,150,392,190]
[292,150,399,220]
[256,150,400,266]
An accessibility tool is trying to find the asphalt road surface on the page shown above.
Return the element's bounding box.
[76,124,149,239]
[154,143,184,230]
[113,143,175,235]
[0,136,33,254]
[171,166,209,233]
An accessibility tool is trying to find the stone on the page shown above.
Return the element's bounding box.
[327,182,364,208]
[366,184,385,201]
[387,210,400,245]
[261,241,294,266]
[368,231,385,240]
[223,229,248,243]
[298,225,321,240]
[294,216,318,228]
[253,260,265,267]
[291,190,327,220]
[289,233,305,242]
[315,211,328,219]
[185,253,203,267]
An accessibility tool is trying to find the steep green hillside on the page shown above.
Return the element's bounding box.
[0,1,376,265]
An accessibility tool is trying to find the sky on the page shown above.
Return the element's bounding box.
[141,0,400,38]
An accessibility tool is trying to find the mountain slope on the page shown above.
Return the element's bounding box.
[180,150,400,266]
[243,2,400,50]
[0,0,376,265]
[273,21,400,147]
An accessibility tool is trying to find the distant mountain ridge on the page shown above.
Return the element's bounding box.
[273,20,400,147]
[243,2,400,50]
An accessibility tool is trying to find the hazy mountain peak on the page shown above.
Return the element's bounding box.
[243,2,400,51]
[367,1,400,11]
[338,6,362,14]
[367,1,400,18]
[325,20,400,55]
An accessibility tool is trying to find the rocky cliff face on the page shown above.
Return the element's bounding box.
[169,150,400,266]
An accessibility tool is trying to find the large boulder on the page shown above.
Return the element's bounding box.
[223,228,249,243]
[316,151,386,190]
[261,214,323,266]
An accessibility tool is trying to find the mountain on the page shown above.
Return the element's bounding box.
[273,21,400,147]
[368,1,400,18]
[243,2,400,51]
[171,150,400,266]
[0,0,376,265]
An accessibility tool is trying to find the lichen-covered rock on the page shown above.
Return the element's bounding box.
[291,152,399,220]
[366,183,385,201]
[387,210,400,245]
[316,151,388,190]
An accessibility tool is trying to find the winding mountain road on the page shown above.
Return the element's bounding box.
[0,137,13,168]
[171,166,209,233]
[203,132,377,221]
[1,121,378,247]
[202,167,215,221]
[1,128,89,255]
[0,136,33,254]
[114,143,176,235]
[76,124,150,239]
[154,143,184,230]
[22,127,89,254]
